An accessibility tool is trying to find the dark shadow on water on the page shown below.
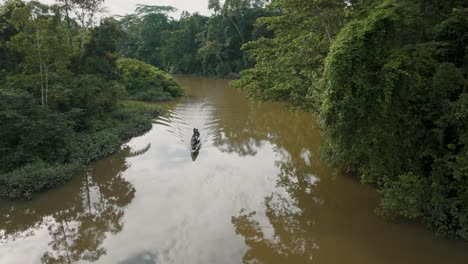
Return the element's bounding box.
[191,150,200,162]
[128,143,152,158]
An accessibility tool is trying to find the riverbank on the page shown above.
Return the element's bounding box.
[0,101,161,200]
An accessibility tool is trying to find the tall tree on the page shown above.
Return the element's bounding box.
[8,1,69,106]
[0,0,24,79]
[233,0,348,112]
[208,0,221,14]
[56,0,74,48]
[68,0,105,61]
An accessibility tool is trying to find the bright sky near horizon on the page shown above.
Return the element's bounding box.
[35,0,212,18]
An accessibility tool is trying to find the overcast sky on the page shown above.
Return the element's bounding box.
[36,0,213,18]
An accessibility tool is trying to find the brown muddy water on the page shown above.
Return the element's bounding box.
[1,76,467,264]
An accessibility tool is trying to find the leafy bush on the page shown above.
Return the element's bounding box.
[0,88,72,171]
[50,74,124,131]
[111,101,161,140]
[117,58,183,101]
[67,130,121,164]
[0,161,81,199]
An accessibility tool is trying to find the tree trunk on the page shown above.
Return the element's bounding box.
[64,0,73,49]
[79,8,87,63]
[85,174,92,214]
[225,14,247,67]
[40,66,44,107]
[60,219,72,264]
[45,65,49,106]
[227,15,244,44]
[36,32,45,107]
[313,5,334,44]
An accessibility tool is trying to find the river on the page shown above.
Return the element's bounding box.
[1,76,467,264]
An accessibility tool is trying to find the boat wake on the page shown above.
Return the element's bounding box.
[154,99,220,153]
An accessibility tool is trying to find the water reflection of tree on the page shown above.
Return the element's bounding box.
[212,85,322,159]
[0,145,146,264]
[232,150,325,264]
[225,95,331,263]
[212,102,272,156]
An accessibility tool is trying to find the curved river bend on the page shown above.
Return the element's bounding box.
[1,76,467,264]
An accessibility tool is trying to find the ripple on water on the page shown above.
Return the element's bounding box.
[160,99,221,152]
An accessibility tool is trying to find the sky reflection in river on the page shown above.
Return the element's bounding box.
[1,76,467,264]
[0,147,137,263]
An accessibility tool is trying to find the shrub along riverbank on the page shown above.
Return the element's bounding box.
[0,102,162,199]
[118,58,184,101]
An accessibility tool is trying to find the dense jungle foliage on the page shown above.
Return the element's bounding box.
[321,0,468,240]
[234,0,468,240]
[0,0,466,240]
[0,0,181,199]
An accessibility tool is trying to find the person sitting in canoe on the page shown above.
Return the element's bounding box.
[191,128,201,151]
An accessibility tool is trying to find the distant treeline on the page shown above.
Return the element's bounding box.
[233,0,468,240]
[0,0,183,199]
[116,0,271,77]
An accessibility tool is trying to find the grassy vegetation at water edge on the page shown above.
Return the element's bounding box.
[0,102,161,200]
